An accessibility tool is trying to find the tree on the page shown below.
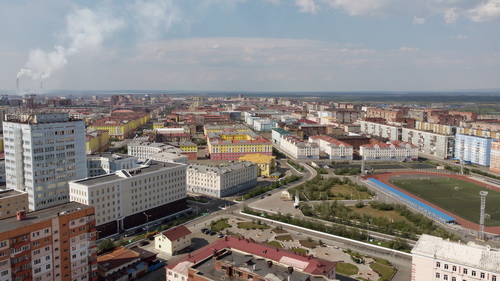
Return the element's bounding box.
[98,239,115,254]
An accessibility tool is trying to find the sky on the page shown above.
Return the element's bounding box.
[1,0,500,93]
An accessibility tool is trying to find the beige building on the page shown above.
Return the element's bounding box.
[490,141,500,174]
[412,234,499,281]
[0,189,28,220]
[155,225,192,255]
[69,160,187,237]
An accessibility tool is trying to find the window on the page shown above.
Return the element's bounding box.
[493,276,497,281]
[472,271,477,277]
[436,262,441,268]
[436,273,440,278]
[452,266,456,272]
[481,273,485,278]
[464,269,468,274]
[443,275,448,281]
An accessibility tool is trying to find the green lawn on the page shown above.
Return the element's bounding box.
[370,260,396,281]
[336,263,359,276]
[289,248,308,254]
[211,219,231,232]
[266,241,283,248]
[391,177,500,226]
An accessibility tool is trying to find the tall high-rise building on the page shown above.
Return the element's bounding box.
[3,113,87,211]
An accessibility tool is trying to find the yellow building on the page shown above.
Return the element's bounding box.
[0,190,28,220]
[458,127,500,139]
[153,122,167,129]
[207,131,272,160]
[203,124,253,135]
[0,137,3,153]
[88,114,151,140]
[86,130,110,154]
[155,225,192,255]
[239,153,276,177]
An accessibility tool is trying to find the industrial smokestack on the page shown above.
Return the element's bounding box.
[16,78,19,91]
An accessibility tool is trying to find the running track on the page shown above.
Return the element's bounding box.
[365,171,500,235]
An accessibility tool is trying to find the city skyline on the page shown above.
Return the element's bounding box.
[1,0,500,92]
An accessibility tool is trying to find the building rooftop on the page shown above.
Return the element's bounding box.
[87,153,137,160]
[238,154,276,163]
[71,160,184,187]
[0,202,93,233]
[97,247,140,273]
[309,135,352,147]
[412,234,500,273]
[160,225,192,241]
[167,236,336,279]
[187,162,255,175]
[0,189,26,199]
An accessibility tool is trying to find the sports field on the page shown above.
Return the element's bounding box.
[390,176,500,227]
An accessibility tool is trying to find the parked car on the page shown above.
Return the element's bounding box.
[140,241,150,246]
[218,233,225,238]
[209,231,216,236]
[201,228,208,233]
[204,229,211,234]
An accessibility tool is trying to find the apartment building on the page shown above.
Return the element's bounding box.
[203,125,252,136]
[238,154,276,177]
[490,141,500,173]
[414,121,456,135]
[0,189,28,220]
[127,141,185,161]
[271,128,292,146]
[280,135,320,160]
[3,113,87,211]
[87,112,150,140]
[309,135,353,160]
[360,141,418,162]
[359,120,402,141]
[186,162,257,197]
[69,161,187,237]
[207,132,272,160]
[412,234,499,281]
[86,153,139,177]
[166,236,338,281]
[402,128,455,159]
[85,130,109,154]
[454,134,497,166]
[0,202,97,281]
[365,107,404,121]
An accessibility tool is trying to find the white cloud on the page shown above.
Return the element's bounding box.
[467,0,500,22]
[17,7,123,82]
[130,0,183,40]
[444,7,459,24]
[322,0,387,16]
[398,47,419,52]
[413,16,426,25]
[295,0,319,14]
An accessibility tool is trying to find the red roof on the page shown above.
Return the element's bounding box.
[166,235,336,276]
[310,135,352,147]
[161,225,192,241]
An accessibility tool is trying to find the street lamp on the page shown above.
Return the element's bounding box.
[143,212,151,233]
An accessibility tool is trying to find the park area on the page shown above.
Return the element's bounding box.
[390,175,500,227]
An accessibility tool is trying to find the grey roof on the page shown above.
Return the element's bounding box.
[187,162,255,175]
[0,202,93,233]
[71,160,184,186]
[412,235,500,273]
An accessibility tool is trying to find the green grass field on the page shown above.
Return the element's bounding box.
[391,177,500,226]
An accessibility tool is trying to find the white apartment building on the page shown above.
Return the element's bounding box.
[412,234,499,281]
[3,113,87,211]
[309,135,353,160]
[454,134,497,166]
[360,141,418,161]
[359,120,402,141]
[69,160,187,237]
[402,128,455,159]
[87,153,139,177]
[186,162,257,198]
[280,135,320,160]
[127,141,185,161]
[150,152,188,164]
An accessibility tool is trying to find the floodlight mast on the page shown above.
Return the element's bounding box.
[479,191,488,240]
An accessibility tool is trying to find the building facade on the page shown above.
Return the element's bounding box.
[186,162,257,197]
[454,134,497,166]
[0,202,97,281]
[238,154,276,177]
[280,135,319,160]
[402,128,455,159]
[490,141,500,173]
[271,128,292,146]
[360,141,418,162]
[85,130,110,154]
[359,120,402,141]
[3,113,87,211]
[309,135,353,160]
[207,132,272,160]
[154,225,192,256]
[412,234,499,281]
[0,190,28,220]
[69,161,187,237]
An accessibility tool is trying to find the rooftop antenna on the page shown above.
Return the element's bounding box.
[479,191,488,241]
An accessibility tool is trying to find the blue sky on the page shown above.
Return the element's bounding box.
[1,0,500,92]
